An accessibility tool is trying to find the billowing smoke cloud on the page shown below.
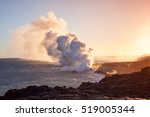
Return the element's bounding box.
[43,33,92,72]
[8,12,67,61]
[7,11,93,72]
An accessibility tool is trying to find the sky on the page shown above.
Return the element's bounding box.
[0,0,150,57]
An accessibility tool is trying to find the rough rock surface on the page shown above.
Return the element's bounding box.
[0,67,150,100]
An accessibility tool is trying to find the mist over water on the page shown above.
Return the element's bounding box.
[0,59,104,96]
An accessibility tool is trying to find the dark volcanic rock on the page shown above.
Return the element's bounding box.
[0,67,150,100]
[2,85,51,100]
[80,67,150,99]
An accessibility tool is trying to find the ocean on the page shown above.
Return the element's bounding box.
[0,58,104,96]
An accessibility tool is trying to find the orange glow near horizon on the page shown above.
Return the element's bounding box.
[92,23,150,57]
[133,26,150,56]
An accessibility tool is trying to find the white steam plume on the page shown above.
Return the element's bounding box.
[8,12,67,61]
[7,11,93,72]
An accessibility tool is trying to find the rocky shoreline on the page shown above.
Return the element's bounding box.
[0,67,150,100]
[95,56,150,75]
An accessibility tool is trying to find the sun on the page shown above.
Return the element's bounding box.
[135,34,150,55]
[140,37,150,46]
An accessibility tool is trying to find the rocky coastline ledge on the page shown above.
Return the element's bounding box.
[0,67,150,100]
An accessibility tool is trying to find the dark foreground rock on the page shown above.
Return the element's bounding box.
[0,67,150,100]
[79,67,150,99]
